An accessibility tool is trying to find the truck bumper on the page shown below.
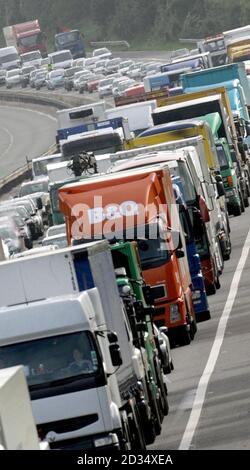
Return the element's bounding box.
[49,432,120,451]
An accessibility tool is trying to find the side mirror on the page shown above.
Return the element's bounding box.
[176,249,185,259]
[109,344,123,367]
[159,326,168,335]
[36,197,43,210]
[246,122,250,136]
[216,181,225,198]
[107,331,118,344]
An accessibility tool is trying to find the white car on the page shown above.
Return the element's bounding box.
[20,50,42,68]
[93,47,112,60]
[5,68,22,88]
[98,76,117,98]
[112,78,136,97]
[42,233,68,248]
[48,50,73,69]
[46,223,66,238]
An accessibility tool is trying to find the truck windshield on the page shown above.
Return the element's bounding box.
[19,34,39,47]
[0,331,103,399]
[56,32,79,45]
[177,161,196,204]
[216,145,229,169]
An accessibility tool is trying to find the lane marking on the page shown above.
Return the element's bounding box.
[179,228,250,450]
[0,105,57,122]
[0,126,14,159]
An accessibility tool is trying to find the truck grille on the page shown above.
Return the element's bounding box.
[37,413,98,437]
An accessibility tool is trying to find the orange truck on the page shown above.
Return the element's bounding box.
[59,166,196,346]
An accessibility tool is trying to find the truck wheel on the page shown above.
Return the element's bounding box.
[244,196,249,207]
[129,405,147,450]
[160,383,169,416]
[240,191,245,212]
[215,277,221,289]
[233,204,241,216]
[178,327,191,346]
[206,282,216,295]
[189,318,197,340]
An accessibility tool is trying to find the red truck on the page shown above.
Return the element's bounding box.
[3,20,47,56]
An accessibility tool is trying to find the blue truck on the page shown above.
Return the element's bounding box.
[172,176,210,322]
[55,29,86,58]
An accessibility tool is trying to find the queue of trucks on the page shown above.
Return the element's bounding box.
[1,23,250,450]
[0,19,86,72]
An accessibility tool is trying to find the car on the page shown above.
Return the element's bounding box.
[98,76,116,98]
[42,233,68,248]
[86,74,105,93]
[20,65,36,88]
[5,68,22,89]
[92,47,112,60]
[46,69,65,90]
[105,58,122,74]
[0,223,24,255]
[153,324,174,374]
[20,50,42,68]
[46,223,66,238]
[112,78,136,97]
[33,70,47,90]
[118,60,134,75]
[0,70,6,86]
[48,50,73,69]
[64,66,83,91]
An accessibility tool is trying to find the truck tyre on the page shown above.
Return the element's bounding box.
[178,326,191,346]
[206,282,216,295]
[215,277,221,289]
[244,196,249,207]
[239,190,245,212]
[190,318,197,340]
[233,204,241,216]
[129,405,146,451]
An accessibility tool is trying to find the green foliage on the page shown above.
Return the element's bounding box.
[1,0,250,48]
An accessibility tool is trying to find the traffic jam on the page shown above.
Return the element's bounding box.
[0,21,250,452]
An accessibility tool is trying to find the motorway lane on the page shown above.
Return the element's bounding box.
[0,105,57,178]
[150,208,250,450]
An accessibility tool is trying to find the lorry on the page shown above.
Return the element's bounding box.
[106,101,157,136]
[161,52,212,74]
[0,46,20,70]
[55,30,86,59]
[114,89,169,107]
[59,167,197,346]
[0,366,49,450]
[181,63,250,108]
[143,69,190,93]
[109,139,223,296]
[109,150,210,320]
[148,91,244,215]
[197,34,227,67]
[223,24,250,63]
[3,20,47,57]
[125,125,227,291]
[56,102,107,142]
[0,241,167,449]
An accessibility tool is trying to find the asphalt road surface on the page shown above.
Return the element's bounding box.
[149,208,250,450]
[0,104,57,178]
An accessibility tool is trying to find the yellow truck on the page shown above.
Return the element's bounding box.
[125,118,220,172]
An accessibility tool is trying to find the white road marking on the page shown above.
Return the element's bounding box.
[179,228,250,450]
[0,126,14,159]
[0,105,57,122]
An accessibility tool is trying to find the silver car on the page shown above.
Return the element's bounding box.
[5,68,22,88]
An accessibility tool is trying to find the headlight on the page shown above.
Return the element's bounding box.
[192,290,201,302]
[94,434,118,448]
[226,189,235,196]
[170,304,181,322]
